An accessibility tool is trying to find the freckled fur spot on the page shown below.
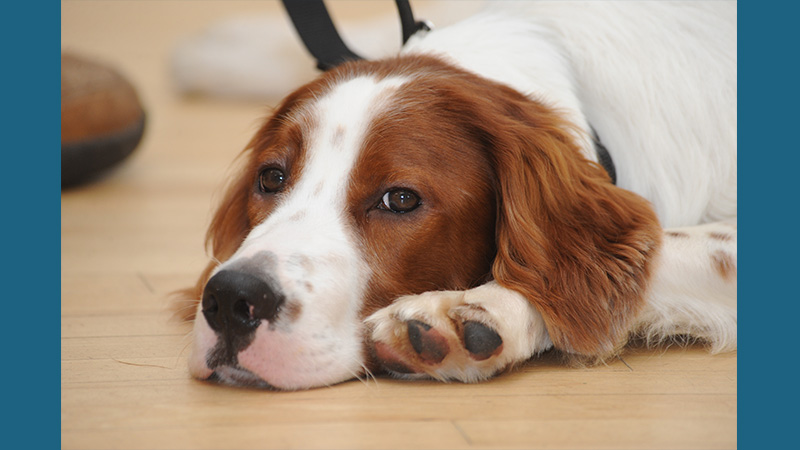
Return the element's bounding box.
[710,250,736,280]
[331,126,345,148]
[665,231,689,238]
[288,211,306,222]
[284,302,303,322]
[709,231,733,241]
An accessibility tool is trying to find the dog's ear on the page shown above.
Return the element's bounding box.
[478,87,663,359]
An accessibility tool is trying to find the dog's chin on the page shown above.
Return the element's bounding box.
[208,366,275,390]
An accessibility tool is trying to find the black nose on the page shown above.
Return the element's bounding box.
[201,270,284,336]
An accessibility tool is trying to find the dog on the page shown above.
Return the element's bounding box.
[180,1,737,390]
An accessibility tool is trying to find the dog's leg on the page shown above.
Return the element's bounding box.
[366,220,737,382]
[366,281,553,382]
[633,219,738,353]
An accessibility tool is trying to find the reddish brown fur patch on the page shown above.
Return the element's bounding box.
[711,250,736,280]
[347,63,498,317]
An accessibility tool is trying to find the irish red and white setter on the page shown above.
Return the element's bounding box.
[178,2,737,389]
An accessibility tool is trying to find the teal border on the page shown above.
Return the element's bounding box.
[42,1,795,448]
[0,2,61,449]
[739,1,793,449]
[6,1,60,448]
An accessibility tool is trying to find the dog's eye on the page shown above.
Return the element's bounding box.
[258,168,286,193]
[379,189,421,213]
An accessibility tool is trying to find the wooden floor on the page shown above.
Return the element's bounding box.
[61,2,737,449]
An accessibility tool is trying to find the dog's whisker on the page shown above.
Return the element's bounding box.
[172,333,195,369]
[352,367,376,387]
[361,365,379,387]
[177,330,195,354]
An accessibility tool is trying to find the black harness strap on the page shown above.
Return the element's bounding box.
[281,0,427,71]
[393,0,422,44]
[281,0,361,71]
[591,127,617,185]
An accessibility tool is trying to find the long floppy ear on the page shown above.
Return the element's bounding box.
[481,88,662,359]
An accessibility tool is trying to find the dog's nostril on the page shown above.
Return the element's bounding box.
[232,298,252,322]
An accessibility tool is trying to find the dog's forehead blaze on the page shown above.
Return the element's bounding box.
[281,75,410,207]
[243,73,405,226]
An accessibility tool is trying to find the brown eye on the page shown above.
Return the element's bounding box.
[380,189,421,213]
[258,168,286,193]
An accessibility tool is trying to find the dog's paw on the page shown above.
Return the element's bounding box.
[365,282,553,383]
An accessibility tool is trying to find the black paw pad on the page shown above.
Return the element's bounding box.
[407,320,449,364]
[463,321,503,360]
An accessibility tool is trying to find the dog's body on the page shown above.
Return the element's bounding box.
[184,1,737,390]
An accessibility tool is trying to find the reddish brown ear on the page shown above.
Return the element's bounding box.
[482,91,662,359]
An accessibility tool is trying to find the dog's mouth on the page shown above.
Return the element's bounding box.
[208,366,274,390]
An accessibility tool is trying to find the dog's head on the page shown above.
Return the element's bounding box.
[183,55,661,389]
